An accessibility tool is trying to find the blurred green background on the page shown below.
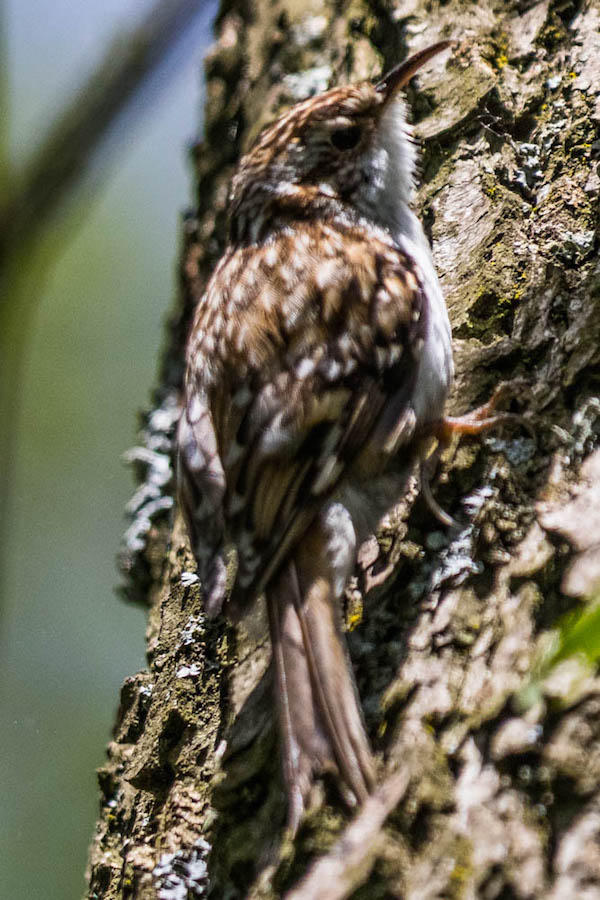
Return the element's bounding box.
[0,2,215,897]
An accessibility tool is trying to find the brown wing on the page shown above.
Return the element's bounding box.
[179,220,426,616]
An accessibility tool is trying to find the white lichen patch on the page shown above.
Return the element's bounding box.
[409,486,496,601]
[283,66,332,101]
[180,571,200,587]
[119,390,180,584]
[181,615,203,647]
[153,838,211,899]
[571,396,600,458]
[176,664,202,679]
[485,436,536,467]
[289,14,327,47]
[551,396,600,462]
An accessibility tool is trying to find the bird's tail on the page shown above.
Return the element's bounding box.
[266,522,375,831]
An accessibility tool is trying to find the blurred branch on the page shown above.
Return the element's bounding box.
[0,4,10,199]
[0,0,209,266]
[0,0,212,605]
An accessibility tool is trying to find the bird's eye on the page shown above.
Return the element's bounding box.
[330,124,362,151]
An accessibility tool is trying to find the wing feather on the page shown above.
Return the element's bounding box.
[179,220,426,616]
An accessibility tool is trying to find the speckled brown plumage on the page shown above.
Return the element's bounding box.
[182,218,426,607]
[177,42,454,830]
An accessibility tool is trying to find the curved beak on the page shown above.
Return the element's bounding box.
[375,41,453,102]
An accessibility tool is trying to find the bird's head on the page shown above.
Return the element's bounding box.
[228,42,452,243]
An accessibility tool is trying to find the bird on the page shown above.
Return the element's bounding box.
[177,41,456,831]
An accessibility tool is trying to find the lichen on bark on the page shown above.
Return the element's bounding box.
[86,1,600,898]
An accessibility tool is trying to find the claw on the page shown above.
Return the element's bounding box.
[420,441,459,529]
[420,460,459,529]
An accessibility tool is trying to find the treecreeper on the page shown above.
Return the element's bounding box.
[177,41,494,830]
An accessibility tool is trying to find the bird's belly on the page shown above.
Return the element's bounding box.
[412,316,453,427]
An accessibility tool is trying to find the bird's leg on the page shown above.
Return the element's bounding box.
[421,381,534,527]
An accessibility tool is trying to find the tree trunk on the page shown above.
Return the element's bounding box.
[85,1,600,897]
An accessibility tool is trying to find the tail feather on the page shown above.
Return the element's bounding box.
[267,536,375,831]
[267,579,330,829]
[292,561,375,803]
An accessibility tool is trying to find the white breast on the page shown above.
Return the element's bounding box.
[396,215,454,426]
[354,97,454,424]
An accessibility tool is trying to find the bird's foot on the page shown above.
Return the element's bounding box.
[434,380,535,445]
[421,380,534,528]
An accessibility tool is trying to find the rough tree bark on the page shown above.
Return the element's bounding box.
[86,0,600,897]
